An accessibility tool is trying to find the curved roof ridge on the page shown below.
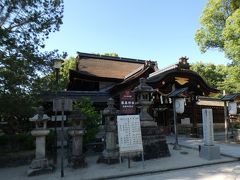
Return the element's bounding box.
[77,51,147,64]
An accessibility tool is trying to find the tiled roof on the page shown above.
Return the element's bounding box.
[197,97,224,106]
[76,52,147,80]
[221,93,240,101]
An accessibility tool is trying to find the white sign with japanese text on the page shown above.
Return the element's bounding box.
[117,115,143,154]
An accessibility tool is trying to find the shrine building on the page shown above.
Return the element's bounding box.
[54,52,224,136]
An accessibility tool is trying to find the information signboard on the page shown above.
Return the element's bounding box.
[117,115,143,155]
[53,98,73,112]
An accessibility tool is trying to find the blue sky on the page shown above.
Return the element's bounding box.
[44,0,229,68]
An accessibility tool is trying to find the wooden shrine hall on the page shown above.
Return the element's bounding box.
[66,52,222,136]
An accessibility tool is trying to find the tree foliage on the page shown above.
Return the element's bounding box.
[59,57,75,89]
[191,62,227,88]
[102,52,119,57]
[0,0,65,133]
[94,52,119,57]
[191,62,240,94]
[195,0,240,63]
[219,65,240,93]
[0,0,65,94]
[74,97,101,145]
[33,56,75,93]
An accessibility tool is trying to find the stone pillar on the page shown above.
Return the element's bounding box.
[202,109,214,146]
[199,109,220,160]
[190,99,198,138]
[28,107,53,176]
[68,111,87,168]
[33,130,49,159]
[29,129,51,172]
[98,98,119,164]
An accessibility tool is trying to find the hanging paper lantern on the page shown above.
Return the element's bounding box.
[228,102,237,115]
[175,98,185,114]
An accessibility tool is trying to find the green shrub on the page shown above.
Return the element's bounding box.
[46,129,55,152]
[234,123,240,129]
[74,97,101,145]
[0,135,8,146]
[0,133,34,153]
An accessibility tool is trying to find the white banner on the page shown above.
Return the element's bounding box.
[117,115,143,154]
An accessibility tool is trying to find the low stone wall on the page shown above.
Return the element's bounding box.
[178,123,225,135]
[0,150,34,168]
[178,124,192,135]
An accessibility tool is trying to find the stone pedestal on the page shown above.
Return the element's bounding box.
[199,145,220,160]
[68,129,87,168]
[98,124,119,164]
[134,126,170,160]
[28,129,53,176]
[98,98,119,164]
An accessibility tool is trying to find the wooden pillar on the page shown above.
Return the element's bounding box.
[191,98,198,137]
[224,101,228,141]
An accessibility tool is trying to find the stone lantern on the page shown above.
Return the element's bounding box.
[68,110,87,168]
[98,98,119,164]
[133,78,157,127]
[133,78,170,160]
[28,106,53,176]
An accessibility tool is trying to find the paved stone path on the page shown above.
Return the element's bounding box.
[1,136,240,180]
[167,135,240,158]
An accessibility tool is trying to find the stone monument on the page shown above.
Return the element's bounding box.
[199,109,220,160]
[133,78,170,160]
[68,110,87,168]
[98,98,119,164]
[28,106,53,176]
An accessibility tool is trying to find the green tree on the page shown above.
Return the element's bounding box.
[219,65,240,93]
[94,52,119,57]
[195,0,240,63]
[59,57,75,89]
[32,56,75,93]
[191,62,240,94]
[0,0,65,133]
[102,52,119,57]
[74,97,101,145]
[191,62,227,89]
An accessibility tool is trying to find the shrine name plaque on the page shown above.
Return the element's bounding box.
[117,115,143,155]
[120,90,135,115]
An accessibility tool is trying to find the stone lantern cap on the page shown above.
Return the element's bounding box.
[29,114,50,122]
[29,106,50,129]
[133,78,154,93]
[103,98,118,116]
[29,106,50,122]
